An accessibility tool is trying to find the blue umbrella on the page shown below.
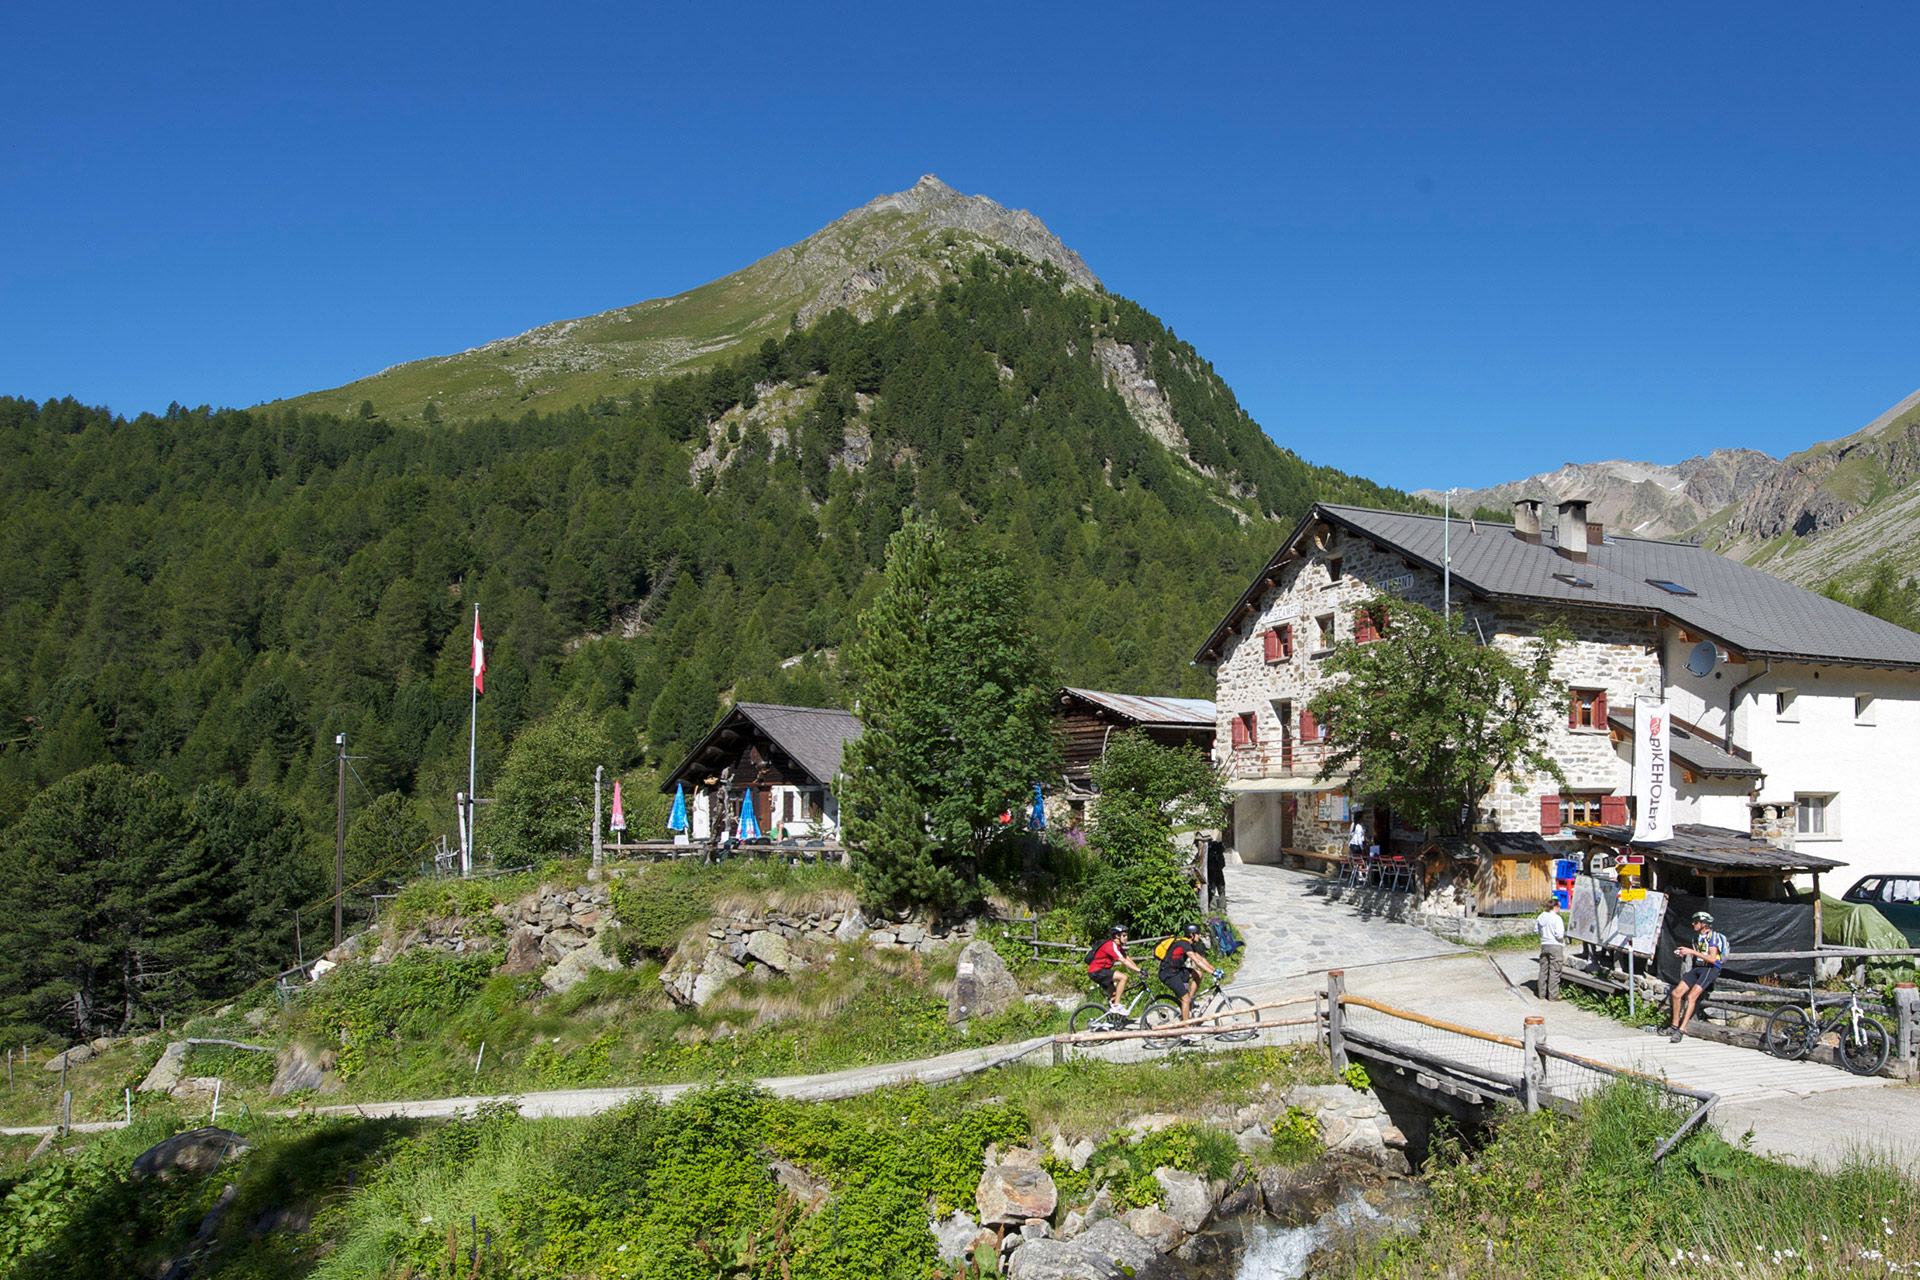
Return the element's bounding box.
[667,783,688,832]
[1030,783,1046,830]
[740,792,761,840]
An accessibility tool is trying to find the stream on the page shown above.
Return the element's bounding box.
[1155,1178,1426,1280]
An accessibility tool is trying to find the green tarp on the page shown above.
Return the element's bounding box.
[1820,894,1908,950]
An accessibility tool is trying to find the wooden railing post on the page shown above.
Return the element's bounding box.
[1895,983,1918,1068]
[1522,1016,1545,1113]
[1326,970,1347,1070]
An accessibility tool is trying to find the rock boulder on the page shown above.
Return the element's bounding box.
[269,1042,338,1096]
[1152,1166,1214,1233]
[131,1127,251,1179]
[497,928,547,976]
[540,932,623,994]
[745,930,793,972]
[1006,1238,1121,1280]
[949,940,1022,1024]
[977,1161,1057,1225]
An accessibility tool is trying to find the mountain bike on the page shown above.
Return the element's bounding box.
[1067,985,1155,1035]
[1762,980,1890,1075]
[1142,977,1262,1048]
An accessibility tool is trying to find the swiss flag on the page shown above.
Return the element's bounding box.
[471,608,486,694]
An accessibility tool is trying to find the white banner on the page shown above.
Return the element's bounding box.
[1633,696,1674,842]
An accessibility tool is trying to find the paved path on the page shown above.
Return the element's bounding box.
[1224,862,1462,990]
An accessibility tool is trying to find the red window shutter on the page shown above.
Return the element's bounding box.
[1358,608,1375,643]
[1231,716,1248,748]
[1594,689,1608,726]
[1280,624,1293,659]
[1243,712,1258,745]
[1300,710,1319,741]
[1600,795,1628,826]
[1569,692,1581,729]
[1264,628,1281,662]
[1539,795,1563,834]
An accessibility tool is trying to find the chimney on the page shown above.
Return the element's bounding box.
[1587,519,1605,546]
[1555,498,1590,562]
[1511,499,1542,542]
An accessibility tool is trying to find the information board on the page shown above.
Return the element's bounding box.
[1569,874,1669,957]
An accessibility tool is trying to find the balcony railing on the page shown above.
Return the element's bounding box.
[1221,740,1341,781]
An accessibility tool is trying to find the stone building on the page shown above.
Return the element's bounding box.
[1193,499,1920,883]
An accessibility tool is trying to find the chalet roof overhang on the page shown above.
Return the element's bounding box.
[661,706,840,793]
[1056,687,1215,731]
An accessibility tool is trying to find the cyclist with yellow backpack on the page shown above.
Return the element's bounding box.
[1155,923,1219,1028]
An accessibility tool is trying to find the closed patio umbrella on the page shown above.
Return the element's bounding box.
[667,783,687,832]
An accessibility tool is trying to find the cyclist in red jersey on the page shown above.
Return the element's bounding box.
[1087,926,1141,1009]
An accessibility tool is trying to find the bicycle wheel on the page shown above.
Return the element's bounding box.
[1069,1003,1120,1035]
[1141,1001,1186,1049]
[1211,994,1262,1042]
[1763,1004,1815,1059]
[1837,1018,1890,1076]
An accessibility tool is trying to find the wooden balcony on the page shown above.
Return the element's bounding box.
[1222,741,1340,781]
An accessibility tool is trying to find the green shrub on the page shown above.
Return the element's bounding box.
[182,1042,276,1087]
[291,951,499,1078]
[1268,1105,1321,1164]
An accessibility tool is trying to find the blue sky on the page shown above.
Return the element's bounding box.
[5,2,1918,491]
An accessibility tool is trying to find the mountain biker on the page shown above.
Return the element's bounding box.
[1157,923,1219,1029]
[1668,911,1728,1043]
[1087,925,1141,1010]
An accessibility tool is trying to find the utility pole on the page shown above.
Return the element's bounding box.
[592,765,604,881]
[334,732,347,948]
[1443,488,1453,624]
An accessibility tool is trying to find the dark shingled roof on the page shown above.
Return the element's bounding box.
[1606,711,1763,779]
[1580,823,1846,874]
[1195,502,1920,669]
[662,702,862,792]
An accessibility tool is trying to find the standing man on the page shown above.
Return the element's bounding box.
[1534,901,1567,1000]
[1206,839,1227,912]
[1668,911,1728,1043]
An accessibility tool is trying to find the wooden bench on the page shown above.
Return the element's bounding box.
[1278,847,1347,876]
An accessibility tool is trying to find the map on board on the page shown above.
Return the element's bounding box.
[1569,874,1669,957]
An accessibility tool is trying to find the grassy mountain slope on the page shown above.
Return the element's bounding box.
[271,176,1101,424]
[1704,385,1920,587]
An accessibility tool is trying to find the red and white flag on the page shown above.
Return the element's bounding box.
[471,609,486,694]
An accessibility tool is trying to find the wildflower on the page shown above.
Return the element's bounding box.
[420,1214,433,1223]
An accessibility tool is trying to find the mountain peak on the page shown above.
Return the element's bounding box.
[272,177,1102,421]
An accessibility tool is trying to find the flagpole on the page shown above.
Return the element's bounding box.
[466,604,479,877]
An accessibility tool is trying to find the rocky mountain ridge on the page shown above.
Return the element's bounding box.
[1415,448,1776,540]
[1433,383,1920,589]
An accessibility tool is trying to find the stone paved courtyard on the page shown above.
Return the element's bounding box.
[1222,861,1462,992]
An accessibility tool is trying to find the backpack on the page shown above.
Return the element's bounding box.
[1153,936,1180,963]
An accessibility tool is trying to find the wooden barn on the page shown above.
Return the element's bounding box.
[1050,687,1216,830]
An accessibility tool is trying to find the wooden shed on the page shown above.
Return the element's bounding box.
[1050,687,1215,829]
[1421,831,1560,916]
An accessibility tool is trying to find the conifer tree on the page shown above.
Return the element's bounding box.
[840,516,1057,910]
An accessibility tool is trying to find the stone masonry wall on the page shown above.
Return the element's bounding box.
[1209,524,1659,840]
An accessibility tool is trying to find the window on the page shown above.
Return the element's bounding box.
[1355,605,1388,643]
[783,791,796,822]
[1647,579,1697,596]
[1552,572,1595,589]
[1263,625,1293,663]
[1327,558,1344,583]
[1569,688,1608,731]
[1855,694,1876,726]
[1316,614,1335,650]
[1539,793,1627,833]
[1230,710,1259,748]
[1776,689,1798,722]
[1885,878,1920,905]
[1271,699,1292,734]
[1795,793,1835,838]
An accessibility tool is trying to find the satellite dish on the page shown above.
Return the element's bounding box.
[1685,640,1718,679]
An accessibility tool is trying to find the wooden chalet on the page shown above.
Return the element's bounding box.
[1421,831,1561,916]
[661,703,862,842]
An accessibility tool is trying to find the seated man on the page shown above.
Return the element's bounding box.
[1087,926,1141,1010]
[1668,911,1728,1043]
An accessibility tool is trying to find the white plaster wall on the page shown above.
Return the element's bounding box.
[1739,662,1920,884]
[1231,792,1285,865]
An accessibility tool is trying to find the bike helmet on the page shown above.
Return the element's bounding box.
[1182,923,1201,936]
[1691,911,1714,924]
[1109,925,1129,937]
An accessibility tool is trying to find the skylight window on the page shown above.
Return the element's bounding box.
[1647,579,1697,596]
[1553,572,1595,589]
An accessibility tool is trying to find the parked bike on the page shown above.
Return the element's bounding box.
[1762,980,1890,1076]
